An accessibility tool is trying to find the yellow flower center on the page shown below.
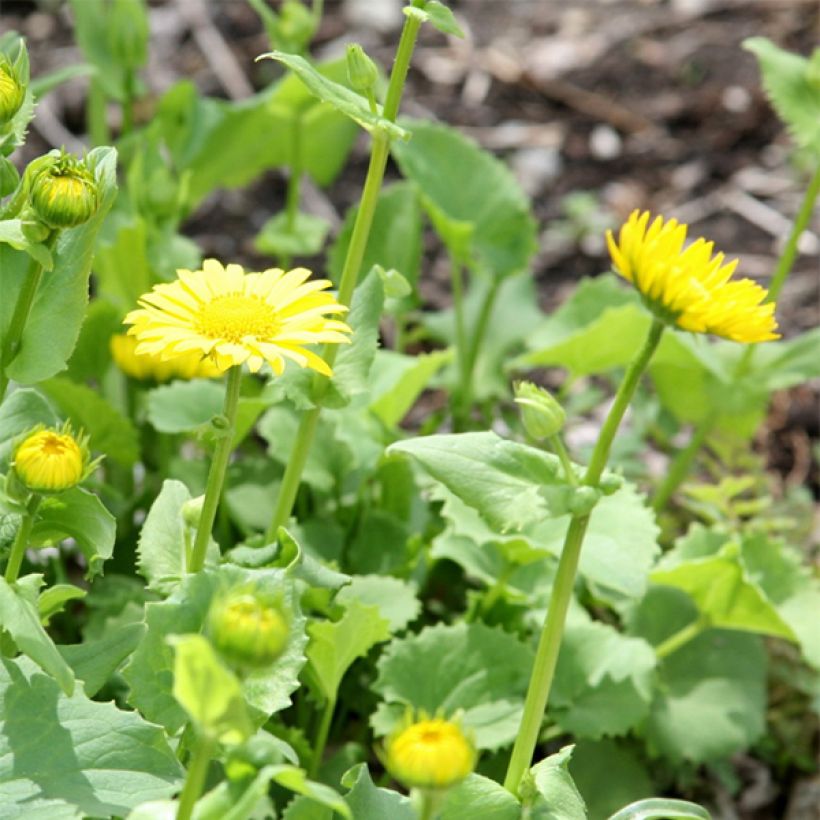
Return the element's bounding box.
[40,433,71,456]
[47,175,86,205]
[195,294,279,343]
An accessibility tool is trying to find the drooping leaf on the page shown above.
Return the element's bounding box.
[0,656,182,817]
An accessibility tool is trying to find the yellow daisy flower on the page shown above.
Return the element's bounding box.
[606,210,779,343]
[385,716,475,790]
[12,425,90,493]
[123,259,351,376]
[110,333,221,382]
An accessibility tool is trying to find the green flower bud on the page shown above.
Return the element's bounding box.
[0,156,19,197]
[346,44,379,94]
[208,590,289,672]
[106,0,149,71]
[0,58,25,126]
[514,381,566,440]
[29,152,99,229]
[182,495,204,529]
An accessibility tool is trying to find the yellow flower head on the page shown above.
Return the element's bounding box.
[110,333,220,382]
[123,259,351,376]
[385,715,476,791]
[606,210,779,343]
[12,424,90,493]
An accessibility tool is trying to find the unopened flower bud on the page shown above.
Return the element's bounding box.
[11,424,91,494]
[182,495,205,529]
[385,714,475,791]
[29,152,99,229]
[0,58,25,126]
[106,0,149,71]
[208,590,289,672]
[514,381,565,440]
[346,44,378,94]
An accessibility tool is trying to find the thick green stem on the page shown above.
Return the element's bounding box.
[188,366,242,573]
[655,616,709,659]
[4,496,41,584]
[176,732,216,820]
[418,790,439,820]
[310,697,335,779]
[265,9,423,539]
[503,319,665,795]
[0,238,55,401]
[651,416,713,512]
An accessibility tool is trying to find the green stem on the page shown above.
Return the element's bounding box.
[175,732,216,820]
[450,254,470,428]
[655,616,708,659]
[650,416,713,512]
[503,318,665,795]
[188,366,242,573]
[286,117,301,233]
[265,8,423,540]
[0,238,56,401]
[310,697,335,779]
[5,495,41,584]
[87,79,110,146]
[418,790,438,820]
[121,68,135,136]
[463,279,500,383]
[550,435,578,487]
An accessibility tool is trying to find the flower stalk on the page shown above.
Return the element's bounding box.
[503,318,665,795]
[265,5,424,539]
[188,365,242,573]
[4,495,41,584]
[175,732,216,820]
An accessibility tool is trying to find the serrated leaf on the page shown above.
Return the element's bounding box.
[0,576,75,695]
[335,575,420,633]
[745,37,820,152]
[40,377,139,466]
[392,119,537,278]
[31,488,116,581]
[169,634,253,745]
[146,379,224,433]
[258,52,409,140]
[372,622,534,750]
[340,763,415,820]
[1,147,118,385]
[123,565,307,734]
[305,600,390,703]
[440,774,520,820]
[0,656,182,817]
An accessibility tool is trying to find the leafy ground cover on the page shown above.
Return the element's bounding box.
[0,2,818,818]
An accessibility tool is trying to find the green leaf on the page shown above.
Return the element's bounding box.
[630,587,767,763]
[369,349,452,427]
[0,388,57,464]
[169,634,253,745]
[258,52,409,140]
[64,298,121,382]
[328,182,423,298]
[59,621,145,697]
[569,740,654,820]
[305,600,391,703]
[335,575,420,633]
[340,763,415,820]
[744,37,820,152]
[147,380,224,433]
[418,1,465,38]
[254,211,330,258]
[392,119,537,278]
[388,432,580,533]
[32,488,116,581]
[651,544,796,640]
[372,622,534,750]
[136,479,218,593]
[0,220,53,268]
[122,565,307,734]
[40,377,139,467]
[30,63,96,99]
[607,798,711,820]
[440,774,520,820]
[38,583,86,625]
[551,618,657,739]
[92,213,155,310]
[1,147,118,385]
[0,655,182,817]
[0,576,75,695]
[527,746,587,820]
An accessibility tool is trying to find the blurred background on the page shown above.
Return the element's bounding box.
[2,0,819,498]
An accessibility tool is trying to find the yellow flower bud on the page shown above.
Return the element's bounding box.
[110,333,220,382]
[514,381,565,440]
[208,591,290,672]
[29,152,99,229]
[12,424,90,494]
[385,716,476,791]
[0,58,25,125]
[346,44,378,94]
